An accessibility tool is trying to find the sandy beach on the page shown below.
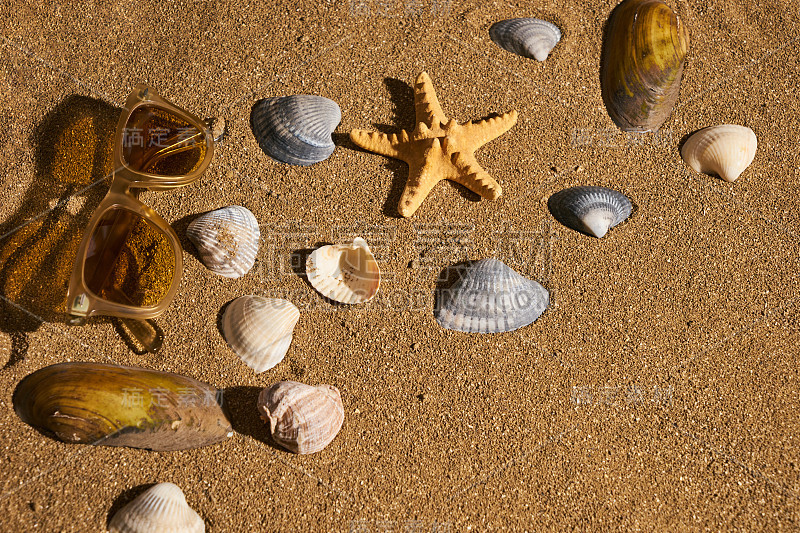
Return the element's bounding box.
[1,0,799,530]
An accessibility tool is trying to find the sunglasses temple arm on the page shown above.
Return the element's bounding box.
[105,287,164,353]
[138,131,205,171]
[118,316,164,353]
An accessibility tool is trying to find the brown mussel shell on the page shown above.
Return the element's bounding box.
[14,362,233,451]
[600,0,689,132]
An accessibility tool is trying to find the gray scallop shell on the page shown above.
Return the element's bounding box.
[434,258,549,334]
[548,186,632,238]
[250,95,341,166]
[186,206,260,278]
[489,18,562,61]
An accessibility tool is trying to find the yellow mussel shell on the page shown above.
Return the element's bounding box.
[14,362,233,451]
[601,0,689,132]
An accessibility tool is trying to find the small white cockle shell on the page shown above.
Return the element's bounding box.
[222,296,300,373]
[680,124,757,182]
[489,18,562,61]
[258,381,345,454]
[305,237,380,304]
[108,482,204,533]
[548,186,632,238]
[186,206,260,278]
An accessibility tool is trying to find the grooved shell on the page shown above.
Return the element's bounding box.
[600,0,689,132]
[548,186,632,238]
[222,296,300,373]
[257,381,344,454]
[489,18,562,61]
[306,238,380,304]
[108,482,205,533]
[13,363,232,451]
[680,125,757,182]
[434,258,549,334]
[186,206,260,279]
[250,95,341,166]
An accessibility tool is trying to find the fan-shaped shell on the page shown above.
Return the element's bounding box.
[186,206,260,279]
[306,238,380,304]
[600,0,689,132]
[13,363,232,451]
[680,125,757,182]
[109,482,205,533]
[250,95,341,166]
[548,186,632,238]
[434,258,549,334]
[258,381,344,454]
[489,18,561,61]
[221,296,300,373]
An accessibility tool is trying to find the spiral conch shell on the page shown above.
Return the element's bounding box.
[680,125,757,182]
[108,482,205,533]
[600,0,689,132]
[186,206,260,279]
[221,296,300,373]
[258,381,345,454]
[306,238,380,304]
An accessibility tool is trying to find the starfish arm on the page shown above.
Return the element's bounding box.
[450,152,503,200]
[350,129,403,158]
[461,110,518,150]
[413,72,447,127]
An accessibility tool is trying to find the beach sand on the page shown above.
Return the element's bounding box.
[1,0,799,530]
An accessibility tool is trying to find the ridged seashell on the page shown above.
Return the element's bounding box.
[548,186,632,238]
[108,482,204,533]
[680,125,757,182]
[250,95,341,166]
[186,206,260,279]
[600,0,689,132]
[257,381,344,454]
[489,18,562,61]
[13,363,232,451]
[434,258,549,334]
[221,296,300,373]
[306,238,380,304]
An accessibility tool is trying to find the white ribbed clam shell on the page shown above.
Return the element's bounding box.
[435,258,549,334]
[681,124,757,182]
[489,18,562,61]
[306,238,380,304]
[108,482,204,533]
[258,381,344,454]
[222,296,300,373]
[186,206,260,278]
[548,186,632,238]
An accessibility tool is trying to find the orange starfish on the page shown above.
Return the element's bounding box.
[350,72,518,217]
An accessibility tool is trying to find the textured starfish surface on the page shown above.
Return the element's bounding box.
[350,72,518,217]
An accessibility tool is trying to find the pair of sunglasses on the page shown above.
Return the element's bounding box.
[66,85,214,352]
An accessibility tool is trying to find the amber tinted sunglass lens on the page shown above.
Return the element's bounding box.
[121,105,207,176]
[83,207,175,307]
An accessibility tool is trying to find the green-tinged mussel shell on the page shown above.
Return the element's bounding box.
[14,363,233,451]
[600,0,689,132]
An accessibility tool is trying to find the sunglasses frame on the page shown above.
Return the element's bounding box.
[66,85,214,321]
